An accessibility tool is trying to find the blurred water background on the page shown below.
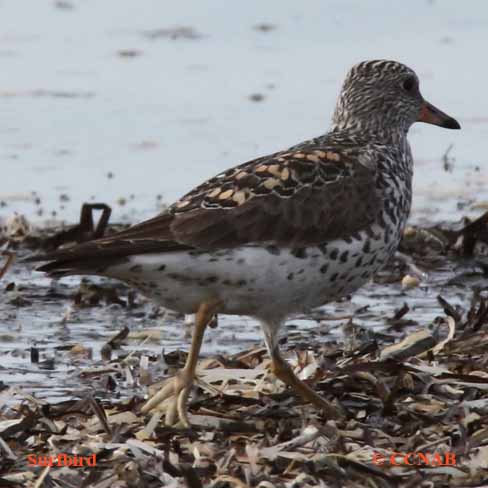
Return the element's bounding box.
[0,0,487,225]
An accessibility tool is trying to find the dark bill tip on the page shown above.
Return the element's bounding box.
[442,117,461,130]
[418,101,461,130]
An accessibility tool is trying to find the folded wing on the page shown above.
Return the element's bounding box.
[29,144,381,273]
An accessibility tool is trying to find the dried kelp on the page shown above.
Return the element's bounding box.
[1,205,488,486]
[1,293,488,487]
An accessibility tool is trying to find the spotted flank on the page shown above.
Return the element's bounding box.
[100,223,396,317]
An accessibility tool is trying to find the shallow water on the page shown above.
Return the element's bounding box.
[0,1,487,401]
[0,249,475,403]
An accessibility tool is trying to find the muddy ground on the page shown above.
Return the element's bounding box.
[0,206,488,487]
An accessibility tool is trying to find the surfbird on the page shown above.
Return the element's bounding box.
[30,60,460,426]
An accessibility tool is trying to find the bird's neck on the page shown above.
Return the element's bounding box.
[330,121,409,146]
[331,102,411,145]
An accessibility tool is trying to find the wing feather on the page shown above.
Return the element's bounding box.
[28,137,383,272]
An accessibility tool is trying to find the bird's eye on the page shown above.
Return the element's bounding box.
[402,76,416,92]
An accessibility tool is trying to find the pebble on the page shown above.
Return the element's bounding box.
[402,274,420,290]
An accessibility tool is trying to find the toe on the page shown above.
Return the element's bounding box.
[177,388,191,427]
[165,398,178,425]
[141,381,174,413]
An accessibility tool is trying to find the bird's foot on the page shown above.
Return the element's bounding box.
[141,300,222,428]
[141,368,195,427]
[271,353,344,420]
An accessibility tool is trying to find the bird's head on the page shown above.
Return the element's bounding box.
[332,60,460,136]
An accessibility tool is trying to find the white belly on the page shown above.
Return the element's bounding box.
[105,224,398,319]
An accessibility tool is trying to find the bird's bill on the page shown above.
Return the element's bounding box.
[417,101,461,129]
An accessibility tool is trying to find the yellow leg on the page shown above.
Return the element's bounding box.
[270,348,343,419]
[141,300,221,427]
[0,252,15,280]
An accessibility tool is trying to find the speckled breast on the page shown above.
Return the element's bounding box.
[109,218,404,318]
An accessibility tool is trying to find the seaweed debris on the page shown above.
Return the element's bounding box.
[1,205,488,486]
